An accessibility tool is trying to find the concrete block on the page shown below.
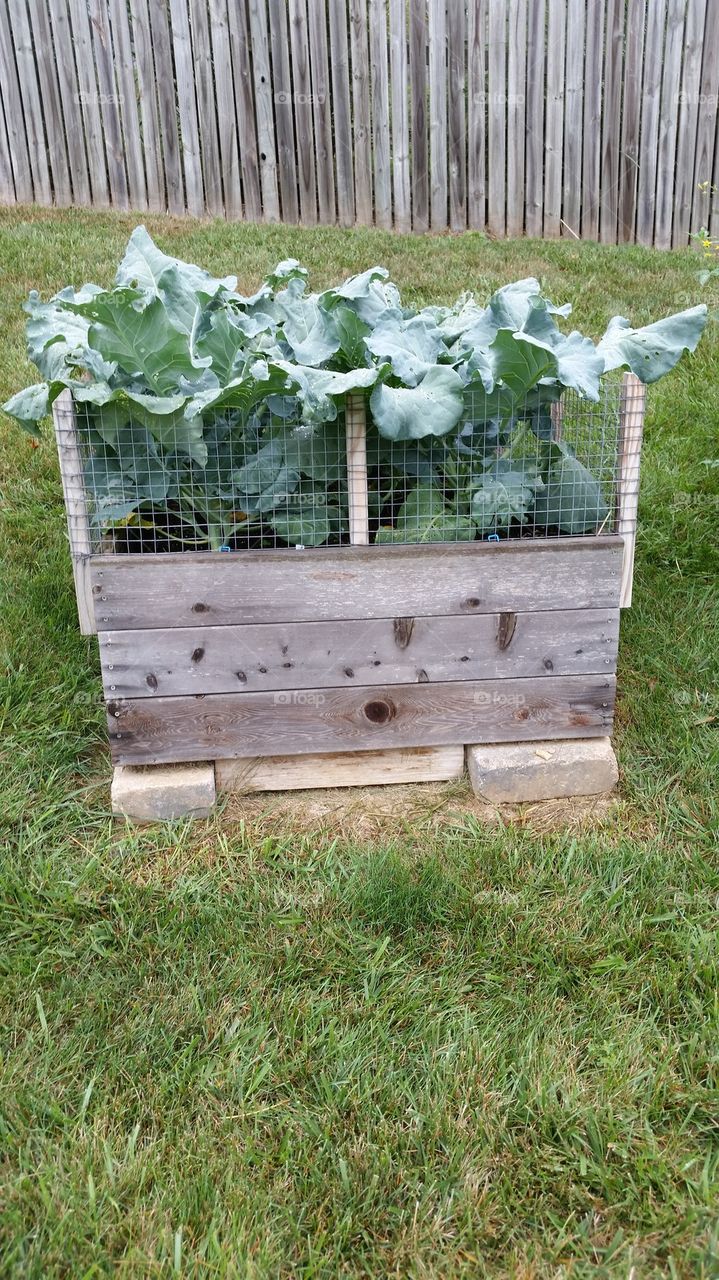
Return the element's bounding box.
[466,737,618,803]
[111,762,216,822]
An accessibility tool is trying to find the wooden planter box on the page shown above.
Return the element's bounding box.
[54,376,645,795]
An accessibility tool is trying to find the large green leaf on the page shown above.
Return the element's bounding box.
[488,327,557,400]
[231,439,299,513]
[597,305,708,382]
[276,278,340,366]
[471,457,543,533]
[365,311,445,386]
[67,289,209,393]
[271,501,337,546]
[370,366,464,441]
[532,441,610,534]
[375,482,476,543]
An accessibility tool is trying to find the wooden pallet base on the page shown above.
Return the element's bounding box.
[216,745,465,793]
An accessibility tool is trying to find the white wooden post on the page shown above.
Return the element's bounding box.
[345,392,370,545]
[52,388,96,634]
[616,371,646,608]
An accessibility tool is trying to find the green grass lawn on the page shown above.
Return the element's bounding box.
[1,207,718,1278]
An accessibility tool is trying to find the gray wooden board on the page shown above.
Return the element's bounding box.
[90,538,624,630]
[108,673,617,764]
[100,608,620,699]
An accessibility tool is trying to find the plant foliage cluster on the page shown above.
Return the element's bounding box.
[3,228,707,549]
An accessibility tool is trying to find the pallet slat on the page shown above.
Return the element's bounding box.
[90,539,624,631]
[99,608,620,700]
[216,745,465,792]
[109,674,616,764]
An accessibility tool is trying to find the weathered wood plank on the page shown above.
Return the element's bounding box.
[369,0,392,228]
[561,0,584,238]
[209,0,242,219]
[108,674,616,765]
[524,0,545,237]
[487,0,507,236]
[349,0,373,224]
[428,0,447,231]
[346,394,369,546]
[86,0,130,210]
[467,0,486,231]
[129,0,165,210]
[308,0,336,224]
[27,0,72,205]
[506,0,526,238]
[329,0,355,225]
[691,0,719,236]
[53,389,95,635]
[618,0,645,243]
[447,0,466,232]
[654,0,686,250]
[7,0,52,204]
[109,0,149,209]
[189,0,223,214]
[409,0,428,232]
[389,0,411,232]
[616,372,646,608]
[672,0,706,248]
[599,0,624,244]
[636,0,667,246]
[99,608,620,700]
[246,0,279,222]
[0,1,33,203]
[90,538,624,631]
[46,0,91,205]
[216,745,465,792]
[289,0,317,223]
[543,0,565,238]
[268,0,299,223]
[228,0,262,224]
[581,0,604,239]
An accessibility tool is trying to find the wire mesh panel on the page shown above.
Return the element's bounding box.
[366,380,624,544]
[54,379,627,556]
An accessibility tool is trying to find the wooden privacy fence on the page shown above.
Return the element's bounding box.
[0,0,717,246]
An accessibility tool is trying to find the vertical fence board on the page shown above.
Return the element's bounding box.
[242,0,275,222]
[209,0,242,219]
[581,0,604,239]
[288,0,316,223]
[189,0,223,214]
[109,0,149,209]
[409,0,428,232]
[447,0,466,231]
[329,0,355,225]
[428,0,447,231]
[0,0,714,245]
[599,0,624,243]
[7,0,52,204]
[467,0,486,231]
[308,0,336,224]
[525,0,544,237]
[369,0,392,228]
[389,0,410,232]
[268,0,299,223]
[562,0,584,238]
[487,0,507,236]
[544,0,565,238]
[636,0,666,245]
[655,0,686,249]
[506,0,526,237]
[672,0,706,248]
[28,0,72,205]
[129,0,165,211]
[87,0,129,209]
[618,0,645,242]
[349,0,373,224]
[692,0,719,235]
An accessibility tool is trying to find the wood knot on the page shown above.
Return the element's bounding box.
[363,698,395,725]
[464,597,481,610]
[145,672,158,691]
[393,617,415,649]
[496,611,517,650]
[192,602,209,614]
[191,647,205,663]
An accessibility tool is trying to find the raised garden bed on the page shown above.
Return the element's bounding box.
[6,230,706,810]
